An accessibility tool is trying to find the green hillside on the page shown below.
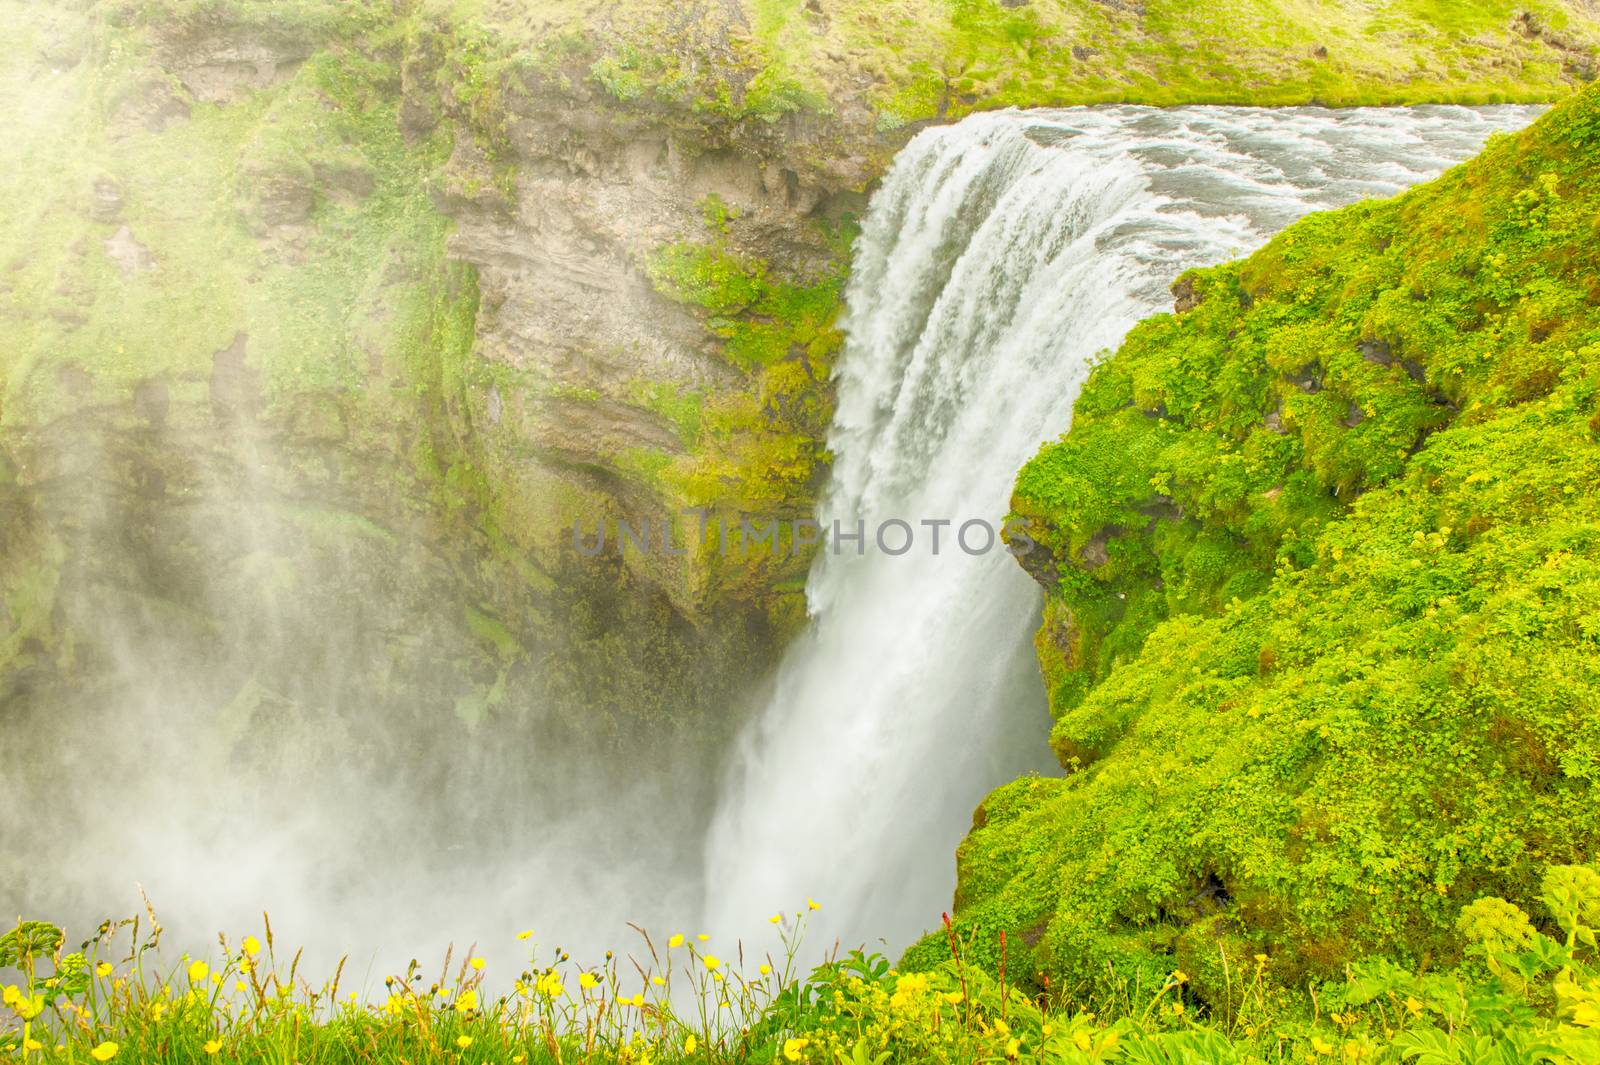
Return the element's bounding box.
[934,79,1600,1006]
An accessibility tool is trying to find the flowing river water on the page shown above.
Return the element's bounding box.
[703,104,1542,955]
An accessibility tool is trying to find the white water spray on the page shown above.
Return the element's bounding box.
[704,104,1541,954]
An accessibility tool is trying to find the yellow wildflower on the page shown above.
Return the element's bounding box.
[1311,1036,1335,1055]
[759,964,771,976]
[807,898,821,911]
[242,936,261,958]
[579,972,600,991]
[516,929,534,941]
[702,955,722,972]
[1,985,19,1006]
[455,989,479,1013]
[652,976,666,986]
[696,934,710,942]
[1006,1037,1021,1058]
[537,971,563,997]
[90,1042,120,1062]
[189,961,209,983]
[685,1034,698,1054]
[95,962,113,978]
[23,1039,42,1052]
[943,991,963,1005]
[1075,1030,1092,1051]
[203,1040,223,1055]
[668,934,685,949]
[456,1035,473,1049]
[783,1036,810,1061]
[769,914,782,924]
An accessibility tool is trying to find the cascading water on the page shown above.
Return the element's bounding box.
[704,104,1542,953]
[0,103,1541,979]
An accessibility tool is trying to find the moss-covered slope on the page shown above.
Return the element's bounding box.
[927,83,1600,1002]
[454,0,1600,128]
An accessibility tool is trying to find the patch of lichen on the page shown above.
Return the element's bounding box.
[931,82,1600,1003]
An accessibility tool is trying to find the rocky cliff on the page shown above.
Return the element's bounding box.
[4,0,1600,748]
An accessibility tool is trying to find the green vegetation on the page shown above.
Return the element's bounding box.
[439,0,1600,137]
[942,81,1600,1010]
[645,222,850,496]
[6,863,1600,1062]
[7,0,1600,1061]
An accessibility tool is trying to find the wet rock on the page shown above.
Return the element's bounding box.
[1291,363,1323,393]
[90,176,124,223]
[313,152,376,204]
[1344,401,1367,428]
[170,43,309,106]
[133,378,171,428]
[1080,530,1112,569]
[240,155,316,229]
[104,225,155,275]
[110,76,191,136]
[1172,273,1201,313]
[209,332,261,423]
[1360,338,1393,366]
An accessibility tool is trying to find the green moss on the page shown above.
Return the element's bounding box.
[955,82,1600,1000]
[440,0,1600,140]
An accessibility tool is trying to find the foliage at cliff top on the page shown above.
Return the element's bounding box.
[444,0,1600,130]
[932,80,1600,1006]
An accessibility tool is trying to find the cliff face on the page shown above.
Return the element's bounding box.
[930,82,1600,1002]
[4,1,1600,773]
[0,0,874,762]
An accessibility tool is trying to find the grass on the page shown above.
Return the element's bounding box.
[5,865,1600,1062]
[433,0,1600,137]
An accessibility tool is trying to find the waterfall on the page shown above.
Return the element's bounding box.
[703,104,1542,953]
